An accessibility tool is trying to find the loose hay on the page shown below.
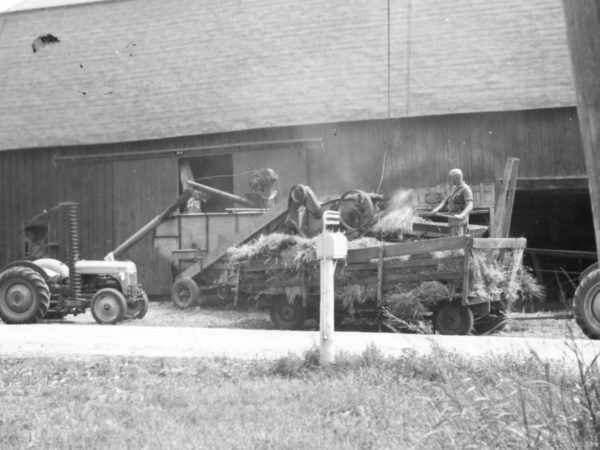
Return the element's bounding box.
[371,190,418,234]
[383,281,452,318]
[227,232,544,325]
[336,284,377,315]
[469,248,542,308]
[369,189,435,236]
[228,233,319,274]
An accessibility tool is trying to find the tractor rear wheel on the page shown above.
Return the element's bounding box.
[91,288,127,325]
[270,295,306,330]
[432,302,474,335]
[574,269,600,339]
[0,266,50,324]
[171,277,199,309]
[126,290,149,320]
[579,262,599,284]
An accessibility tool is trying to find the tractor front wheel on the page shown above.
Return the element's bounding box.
[0,266,50,324]
[574,269,600,339]
[91,288,127,325]
[171,277,200,309]
[432,302,474,335]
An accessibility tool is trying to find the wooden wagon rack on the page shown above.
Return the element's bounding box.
[235,235,527,335]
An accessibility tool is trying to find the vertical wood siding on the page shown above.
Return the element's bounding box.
[0,107,586,296]
[112,158,179,295]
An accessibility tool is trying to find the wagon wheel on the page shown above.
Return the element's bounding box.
[269,295,306,330]
[573,269,600,339]
[432,302,474,335]
[91,288,127,325]
[472,313,508,335]
[171,277,200,309]
[0,266,50,324]
[337,190,375,231]
[126,290,150,320]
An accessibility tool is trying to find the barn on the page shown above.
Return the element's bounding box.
[0,0,591,299]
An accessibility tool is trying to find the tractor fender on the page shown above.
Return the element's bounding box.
[33,258,69,280]
[0,260,49,282]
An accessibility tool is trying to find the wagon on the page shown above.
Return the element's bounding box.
[232,235,527,335]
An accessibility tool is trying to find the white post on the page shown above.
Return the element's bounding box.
[316,210,346,366]
[319,256,336,365]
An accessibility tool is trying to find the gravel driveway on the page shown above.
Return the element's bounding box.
[1,302,599,366]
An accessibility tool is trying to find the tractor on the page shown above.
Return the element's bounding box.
[0,202,148,325]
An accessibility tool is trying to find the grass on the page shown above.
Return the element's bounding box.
[1,344,599,449]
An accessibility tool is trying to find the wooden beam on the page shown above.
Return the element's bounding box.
[338,271,464,286]
[492,158,519,238]
[515,176,588,191]
[472,238,527,249]
[461,238,472,305]
[562,1,600,259]
[343,255,465,272]
[54,138,325,164]
[346,236,468,263]
[376,246,384,302]
[526,248,597,259]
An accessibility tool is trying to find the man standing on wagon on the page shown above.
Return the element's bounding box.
[431,168,473,236]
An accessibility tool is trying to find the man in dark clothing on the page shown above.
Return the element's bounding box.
[431,168,473,235]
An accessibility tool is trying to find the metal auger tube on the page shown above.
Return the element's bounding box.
[186,180,254,207]
[105,190,193,261]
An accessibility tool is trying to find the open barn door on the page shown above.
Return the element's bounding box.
[232,145,309,205]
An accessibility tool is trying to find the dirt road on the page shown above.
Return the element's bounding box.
[1,323,599,366]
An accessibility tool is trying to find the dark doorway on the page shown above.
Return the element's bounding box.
[510,188,596,303]
[184,154,234,212]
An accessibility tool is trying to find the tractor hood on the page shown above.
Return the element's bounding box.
[75,260,137,275]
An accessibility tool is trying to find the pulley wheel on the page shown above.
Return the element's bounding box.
[337,190,375,231]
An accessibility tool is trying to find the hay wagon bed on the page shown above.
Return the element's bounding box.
[235,235,526,335]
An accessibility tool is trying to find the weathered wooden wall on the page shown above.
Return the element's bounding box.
[0,151,178,295]
[0,107,586,295]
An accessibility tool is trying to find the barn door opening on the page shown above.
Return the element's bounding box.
[510,186,596,305]
[181,154,234,212]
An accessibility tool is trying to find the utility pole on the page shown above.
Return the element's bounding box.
[562,0,600,258]
[562,1,600,340]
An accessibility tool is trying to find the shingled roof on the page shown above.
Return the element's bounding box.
[0,0,575,151]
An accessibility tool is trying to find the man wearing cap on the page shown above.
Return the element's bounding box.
[431,168,473,236]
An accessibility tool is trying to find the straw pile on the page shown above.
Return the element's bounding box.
[228,233,318,275]
[228,234,387,275]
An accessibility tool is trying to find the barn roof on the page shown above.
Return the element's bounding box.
[2,0,103,12]
[0,0,575,151]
